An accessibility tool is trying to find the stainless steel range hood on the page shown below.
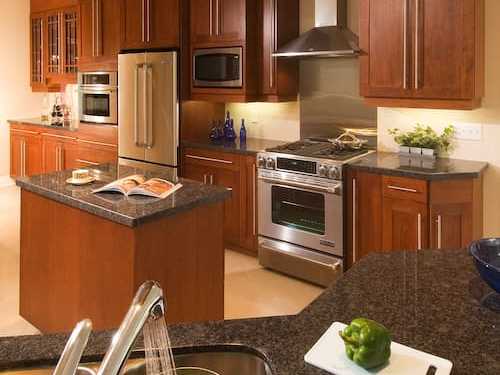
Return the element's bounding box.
[273,0,360,58]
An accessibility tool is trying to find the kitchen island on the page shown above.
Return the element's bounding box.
[16,163,230,333]
[1,249,499,374]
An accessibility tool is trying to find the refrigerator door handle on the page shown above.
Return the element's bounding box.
[143,63,149,149]
[146,64,154,149]
[134,63,142,147]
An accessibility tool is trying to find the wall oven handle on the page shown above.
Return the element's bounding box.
[259,177,341,195]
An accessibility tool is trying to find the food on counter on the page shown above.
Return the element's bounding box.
[339,318,392,369]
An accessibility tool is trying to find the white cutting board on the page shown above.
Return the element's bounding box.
[304,322,453,375]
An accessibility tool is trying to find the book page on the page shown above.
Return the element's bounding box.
[93,175,147,195]
[129,178,181,199]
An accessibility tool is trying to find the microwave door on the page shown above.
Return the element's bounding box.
[118,53,147,162]
[144,52,179,167]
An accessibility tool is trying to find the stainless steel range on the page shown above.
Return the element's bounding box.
[257,137,371,286]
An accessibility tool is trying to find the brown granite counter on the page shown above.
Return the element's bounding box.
[182,137,286,156]
[348,152,488,180]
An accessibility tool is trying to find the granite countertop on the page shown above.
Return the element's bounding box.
[182,137,286,156]
[1,249,499,374]
[9,118,80,132]
[348,152,488,180]
[16,163,231,227]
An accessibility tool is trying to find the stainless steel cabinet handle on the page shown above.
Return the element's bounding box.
[437,215,442,249]
[269,0,276,88]
[209,0,213,36]
[215,0,220,36]
[414,0,420,90]
[20,140,26,177]
[91,0,95,56]
[352,178,357,263]
[12,129,39,135]
[387,185,418,193]
[60,146,65,171]
[141,0,145,42]
[76,159,100,166]
[146,0,151,42]
[203,174,207,184]
[56,146,60,171]
[209,174,214,185]
[96,0,100,56]
[253,163,257,236]
[403,0,408,89]
[185,154,233,165]
[417,213,422,250]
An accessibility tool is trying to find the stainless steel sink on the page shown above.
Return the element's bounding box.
[1,346,273,375]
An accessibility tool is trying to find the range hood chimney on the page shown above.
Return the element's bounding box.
[274,0,360,58]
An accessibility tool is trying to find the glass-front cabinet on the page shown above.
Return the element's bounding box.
[30,6,79,91]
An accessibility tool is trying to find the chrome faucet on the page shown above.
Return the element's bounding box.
[53,281,166,375]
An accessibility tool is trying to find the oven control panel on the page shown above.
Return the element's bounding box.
[257,153,343,180]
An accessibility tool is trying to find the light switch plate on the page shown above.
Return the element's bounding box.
[453,122,483,141]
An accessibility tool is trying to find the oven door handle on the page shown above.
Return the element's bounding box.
[259,177,341,195]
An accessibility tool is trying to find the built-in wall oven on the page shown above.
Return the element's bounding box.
[78,72,118,124]
[257,152,345,287]
[193,47,243,88]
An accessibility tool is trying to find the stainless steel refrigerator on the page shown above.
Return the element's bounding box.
[118,51,179,171]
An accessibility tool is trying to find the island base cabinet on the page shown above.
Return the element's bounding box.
[19,190,224,333]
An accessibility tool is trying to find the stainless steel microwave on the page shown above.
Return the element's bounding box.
[193,47,243,88]
[78,71,118,125]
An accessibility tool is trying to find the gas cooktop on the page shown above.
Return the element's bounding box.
[266,139,370,161]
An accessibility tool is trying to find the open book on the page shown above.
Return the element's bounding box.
[93,175,182,199]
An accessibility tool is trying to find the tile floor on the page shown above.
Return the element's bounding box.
[0,185,323,337]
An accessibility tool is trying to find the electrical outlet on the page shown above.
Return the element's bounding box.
[453,122,482,141]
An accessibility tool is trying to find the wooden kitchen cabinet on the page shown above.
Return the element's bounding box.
[260,0,299,102]
[79,0,121,71]
[75,140,118,168]
[346,168,484,268]
[120,0,180,50]
[42,133,79,173]
[10,129,43,178]
[360,0,484,110]
[181,147,258,254]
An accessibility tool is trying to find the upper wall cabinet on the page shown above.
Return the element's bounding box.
[260,0,299,102]
[30,1,80,91]
[190,0,246,47]
[120,0,180,50]
[79,0,121,71]
[359,0,485,110]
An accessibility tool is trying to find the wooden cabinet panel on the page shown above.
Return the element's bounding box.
[217,0,245,43]
[360,0,484,109]
[260,0,299,102]
[360,0,410,98]
[190,0,214,45]
[10,129,43,178]
[430,203,472,250]
[121,0,179,50]
[42,133,78,173]
[346,169,383,268]
[80,0,121,71]
[382,175,428,203]
[382,197,428,251]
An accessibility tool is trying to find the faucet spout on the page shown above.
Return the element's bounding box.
[53,319,93,375]
[97,281,165,375]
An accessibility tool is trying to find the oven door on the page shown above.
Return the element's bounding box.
[79,87,118,124]
[258,175,343,257]
[193,47,243,88]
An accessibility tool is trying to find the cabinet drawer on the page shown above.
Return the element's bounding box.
[382,176,428,203]
[183,148,240,170]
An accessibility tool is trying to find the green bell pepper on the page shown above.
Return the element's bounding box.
[339,318,392,369]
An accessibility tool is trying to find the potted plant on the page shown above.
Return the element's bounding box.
[388,124,455,158]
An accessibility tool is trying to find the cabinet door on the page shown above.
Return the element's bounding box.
[62,7,78,77]
[346,170,383,268]
[190,0,215,45]
[46,11,62,79]
[212,167,241,248]
[148,0,179,48]
[10,134,23,178]
[121,0,145,49]
[430,203,473,250]
[382,197,428,251]
[360,0,411,98]
[30,13,45,91]
[182,162,210,184]
[413,0,477,99]
[61,141,79,170]
[79,0,94,62]
[43,135,77,173]
[25,135,43,177]
[217,0,245,43]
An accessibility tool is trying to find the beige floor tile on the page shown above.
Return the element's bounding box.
[0,186,323,336]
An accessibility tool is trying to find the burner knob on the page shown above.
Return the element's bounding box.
[328,166,341,180]
[318,165,328,177]
[257,156,267,168]
[266,158,276,170]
